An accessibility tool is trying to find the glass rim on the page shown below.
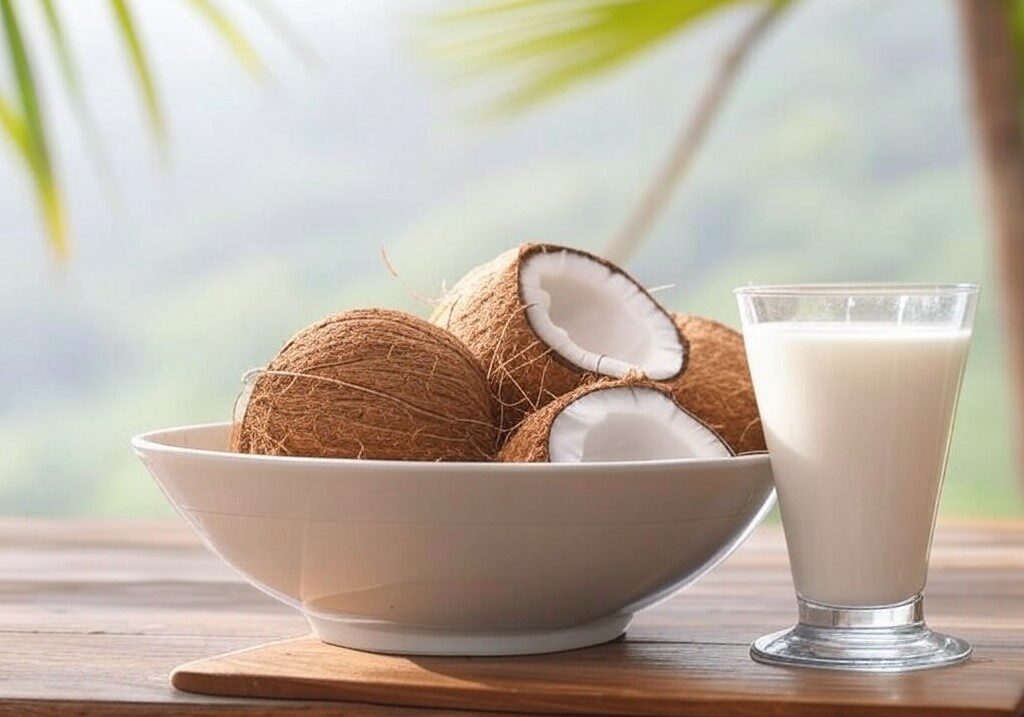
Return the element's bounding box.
[733,282,979,298]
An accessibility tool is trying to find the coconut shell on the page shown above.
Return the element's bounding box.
[233,308,498,461]
[431,243,681,438]
[668,314,766,454]
[498,375,728,463]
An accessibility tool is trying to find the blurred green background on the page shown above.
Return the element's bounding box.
[0,0,1020,516]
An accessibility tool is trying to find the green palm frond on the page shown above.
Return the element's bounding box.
[40,1,80,99]
[189,0,264,77]
[109,0,271,145]
[0,92,27,151]
[40,0,113,183]
[0,0,294,259]
[428,0,784,114]
[0,0,67,259]
[245,0,320,67]
[110,0,165,144]
[1012,0,1024,85]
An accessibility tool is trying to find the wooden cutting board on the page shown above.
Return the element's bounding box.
[172,633,1024,717]
[171,523,1024,717]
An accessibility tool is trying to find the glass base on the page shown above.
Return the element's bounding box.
[751,595,971,672]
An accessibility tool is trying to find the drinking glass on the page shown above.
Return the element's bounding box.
[735,284,978,672]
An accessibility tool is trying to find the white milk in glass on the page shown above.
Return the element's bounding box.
[743,322,971,607]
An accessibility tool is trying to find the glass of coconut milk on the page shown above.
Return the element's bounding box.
[735,283,978,672]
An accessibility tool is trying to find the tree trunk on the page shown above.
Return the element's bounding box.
[958,0,1024,485]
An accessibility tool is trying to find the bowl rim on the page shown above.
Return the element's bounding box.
[132,422,770,473]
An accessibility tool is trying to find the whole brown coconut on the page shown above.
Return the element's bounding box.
[499,375,732,463]
[233,309,498,461]
[431,243,685,438]
[668,314,766,454]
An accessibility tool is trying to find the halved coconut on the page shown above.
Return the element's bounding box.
[499,377,732,463]
[233,308,498,461]
[668,314,766,454]
[432,243,685,436]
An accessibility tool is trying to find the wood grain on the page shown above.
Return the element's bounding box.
[0,519,1020,716]
[173,637,1024,717]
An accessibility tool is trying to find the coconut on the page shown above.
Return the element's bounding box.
[232,309,498,461]
[668,314,766,454]
[432,243,685,436]
[499,376,732,463]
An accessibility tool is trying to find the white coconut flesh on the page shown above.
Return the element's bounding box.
[519,250,683,379]
[547,386,731,462]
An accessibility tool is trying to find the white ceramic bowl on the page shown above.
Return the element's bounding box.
[133,422,774,656]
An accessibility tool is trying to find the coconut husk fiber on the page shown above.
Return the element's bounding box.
[668,314,766,454]
[499,374,730,463]
[232,309,498,461]
[431,243,681,439]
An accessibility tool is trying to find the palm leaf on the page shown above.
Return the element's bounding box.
[0,0,67,259]
[1012,0,1024,85]
[1,0,294,258]
[39,0,113,184]
[188,0,264,77]
[110,0,165,143]
[39,0,80,96]
[245,0,320,67]
[0,92,28,152]
[429,0,782,114]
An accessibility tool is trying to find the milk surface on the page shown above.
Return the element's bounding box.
[743,322,971,607]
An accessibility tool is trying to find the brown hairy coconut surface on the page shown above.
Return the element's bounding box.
[232,309,498,461]
[499,376,732,463]
[668,314,766,454]
[431,243,682,438]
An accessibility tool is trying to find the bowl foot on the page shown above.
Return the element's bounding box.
[305,613,631,656]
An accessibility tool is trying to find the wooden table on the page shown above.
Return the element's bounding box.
[0,518,1021,716]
